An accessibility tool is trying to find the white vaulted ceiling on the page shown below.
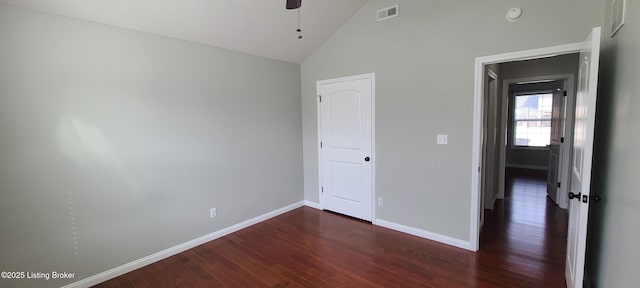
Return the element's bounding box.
[0,0,368,63]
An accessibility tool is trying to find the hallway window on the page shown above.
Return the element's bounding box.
[513,93,553,147]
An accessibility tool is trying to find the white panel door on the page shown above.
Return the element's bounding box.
[566,27,601,288]
[319,76,373,221]
[547,88,565,204]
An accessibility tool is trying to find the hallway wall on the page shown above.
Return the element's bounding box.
[587,0,640,286]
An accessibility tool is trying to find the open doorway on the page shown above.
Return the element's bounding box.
[477,54,579,287]
[472,28,602,288]
[505,78,574,209]
[480,54,579,223]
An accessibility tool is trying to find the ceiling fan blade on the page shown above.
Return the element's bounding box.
[286,0,301,9]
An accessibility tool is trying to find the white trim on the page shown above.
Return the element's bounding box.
[505,74,575,86]
[510,145,551,151]
[610,0,626,37]
[304,200,322,210]
[487,69,498,80]
[316,80,324,209]
[471,57,484,252]
[317,73,376,86]
[316,73,376,221]
[475,42,586,66]
[371,74,376,222]
[62,201,305,288]
[505,163,549,171]
[375,219,472,251]
[471,42,586,251]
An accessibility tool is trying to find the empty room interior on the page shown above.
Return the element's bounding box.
[0,1,638,287]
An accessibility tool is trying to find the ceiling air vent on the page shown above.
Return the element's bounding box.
[377,4,398,22]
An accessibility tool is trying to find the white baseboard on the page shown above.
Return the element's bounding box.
[306,203,471,251]
[304,200,321,210]
[375,219,473,251]
[505,163,548,171]
[484,193,500,210]
[62,201,305,288]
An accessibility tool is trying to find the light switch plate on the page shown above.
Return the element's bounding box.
[437,134,448,145]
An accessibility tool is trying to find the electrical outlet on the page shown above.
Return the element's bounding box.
[378,197,383,206]
[209,208,217,219]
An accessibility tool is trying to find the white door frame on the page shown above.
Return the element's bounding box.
[480,68,498,229]
[498,74,576,210]
[316,73,376,221]
[471,43,585,251]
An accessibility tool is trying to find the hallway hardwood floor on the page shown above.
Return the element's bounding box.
[478,168,569,287]
[94,168,568,287]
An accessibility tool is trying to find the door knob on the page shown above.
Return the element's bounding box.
[364,157,370,162]
[568,192,581,200]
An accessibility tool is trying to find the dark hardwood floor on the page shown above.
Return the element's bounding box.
[478,168,568,287]
[94,168,568,287]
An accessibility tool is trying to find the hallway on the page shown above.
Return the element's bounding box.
[480,168,569,287]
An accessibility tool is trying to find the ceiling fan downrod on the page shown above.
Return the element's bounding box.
[286,0,303,39]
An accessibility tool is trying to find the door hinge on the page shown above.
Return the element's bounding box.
[321,186,324,193]
[318,95,322,102]
[557,182,561,188]
[563,91,568,97]
[561,137,565,143]
[320,141,323,148]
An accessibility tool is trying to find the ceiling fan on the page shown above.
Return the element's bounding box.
[285,0,303,39]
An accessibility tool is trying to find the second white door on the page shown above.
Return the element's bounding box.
[547,86,566,205]
[318,74,373,221]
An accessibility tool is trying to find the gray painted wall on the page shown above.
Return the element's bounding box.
[301,0,604,242]
[3,1,632,287]
[500,54,581,80]
[586,0,640,286]
[0,5,302,287]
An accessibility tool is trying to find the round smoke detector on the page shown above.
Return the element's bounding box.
[506,7,523,22]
